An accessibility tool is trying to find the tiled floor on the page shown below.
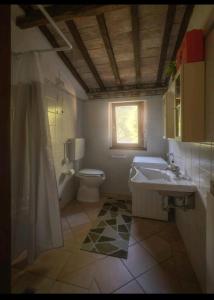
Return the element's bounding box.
[11,197,202,294]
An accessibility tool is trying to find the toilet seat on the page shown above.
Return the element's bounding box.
[78,169,105,177]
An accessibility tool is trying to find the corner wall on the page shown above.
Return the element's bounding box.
[83,95,167,195]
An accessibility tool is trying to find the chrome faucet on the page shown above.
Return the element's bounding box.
[172,165,181,178]
[167,152,174,164]
[166,153,181,178]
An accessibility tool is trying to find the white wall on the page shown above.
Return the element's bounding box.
[11,5,87,207]
[83,95,167,195]
[168,6,214,292]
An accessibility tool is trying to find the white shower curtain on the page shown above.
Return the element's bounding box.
[11,52,63,264]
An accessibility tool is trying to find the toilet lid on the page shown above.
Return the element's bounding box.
[79,169,105,177]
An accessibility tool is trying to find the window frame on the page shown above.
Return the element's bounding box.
[110,101,145,150]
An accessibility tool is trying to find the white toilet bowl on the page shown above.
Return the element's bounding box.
[76,169,106,203]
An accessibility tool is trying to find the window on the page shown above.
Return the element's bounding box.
[111,101,145,149]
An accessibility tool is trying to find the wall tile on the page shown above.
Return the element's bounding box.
[199,143,212,173]
[169,140,209,291]
[45,86,83,207]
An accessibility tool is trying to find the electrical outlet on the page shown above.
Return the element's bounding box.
[210,180,214,196]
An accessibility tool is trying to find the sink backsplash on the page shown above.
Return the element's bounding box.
[168,139,214,291]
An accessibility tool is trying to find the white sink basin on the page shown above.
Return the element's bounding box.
[129,166,197,195]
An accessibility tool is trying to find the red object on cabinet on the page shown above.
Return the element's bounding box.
[176,29,204,70]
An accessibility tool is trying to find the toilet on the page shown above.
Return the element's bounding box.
[64,138,105,203]
[76,168,106,203]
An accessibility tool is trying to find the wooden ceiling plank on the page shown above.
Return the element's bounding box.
[96,13,122,86]
[16,5,127,29]
[130,5,141,85]
[66,20,105,90]
[88,84,167,99]
[156,5,176,84]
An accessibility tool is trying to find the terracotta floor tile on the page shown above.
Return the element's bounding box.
[25,249,71,280]
[57,248,104,275]
[62,231,83,253]
[114,280,144,294]
[61,202,83,217]
[71,222,92,240]
[84,207,100,221]
[63,229,74,240]
[157,224,187,254]
[49,280,88,293]
[79,201,103,211]
[122,243,157,277]
[93,256,133,293]
[131,219,167,242]
[57,263,95,289]
[136,258,183,294]
[140,235,172,263]
[156,223,181,241]
[61,217,70,232]
[180,280,202,293]
[65,223,92,251]
[88,279,101,294]
[11,268,25,286]
[11,201,202,294]
[66,212,90,227]
[128,235,137,247]
[12,271,54,293]
[173,251,199,284]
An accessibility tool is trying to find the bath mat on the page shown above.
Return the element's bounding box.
[80,198,132,259]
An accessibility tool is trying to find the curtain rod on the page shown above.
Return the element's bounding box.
[12,46,72,56]
[13,5,73,56]
[37,4,73,50]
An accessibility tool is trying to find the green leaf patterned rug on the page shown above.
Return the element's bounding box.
[80,198,132,259]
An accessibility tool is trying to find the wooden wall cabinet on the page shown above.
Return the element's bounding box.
[163,61,205,142]
[163,81,175,139]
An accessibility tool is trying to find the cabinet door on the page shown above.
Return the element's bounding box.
[163,93,167,138]
[182,62,205,141]
[167,82,175,139]
[174,71,182,140]
[163,83,175,139]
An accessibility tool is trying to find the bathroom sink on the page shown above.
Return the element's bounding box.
[129,166,197,195]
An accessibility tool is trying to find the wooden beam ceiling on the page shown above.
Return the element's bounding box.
[156,5,176,84]
[66,20,105,90]
[16,5,127,29]
[39,25,89,93]
[164,5,194,84]
[96,13,122,86]
[130,5,141,85]
[171,5,194,62]
[88,84,167,99]
[19,5,89,93]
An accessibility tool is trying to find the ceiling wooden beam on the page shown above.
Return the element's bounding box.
[16,5,127,29]
[171,5,194,62]
[88,84,167,99]
[130,5,141,85]
[164,5,194,84]
[96,13,122,86]
[39,25,89,93]
[156,5,176,84]
[66,20,105,90]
